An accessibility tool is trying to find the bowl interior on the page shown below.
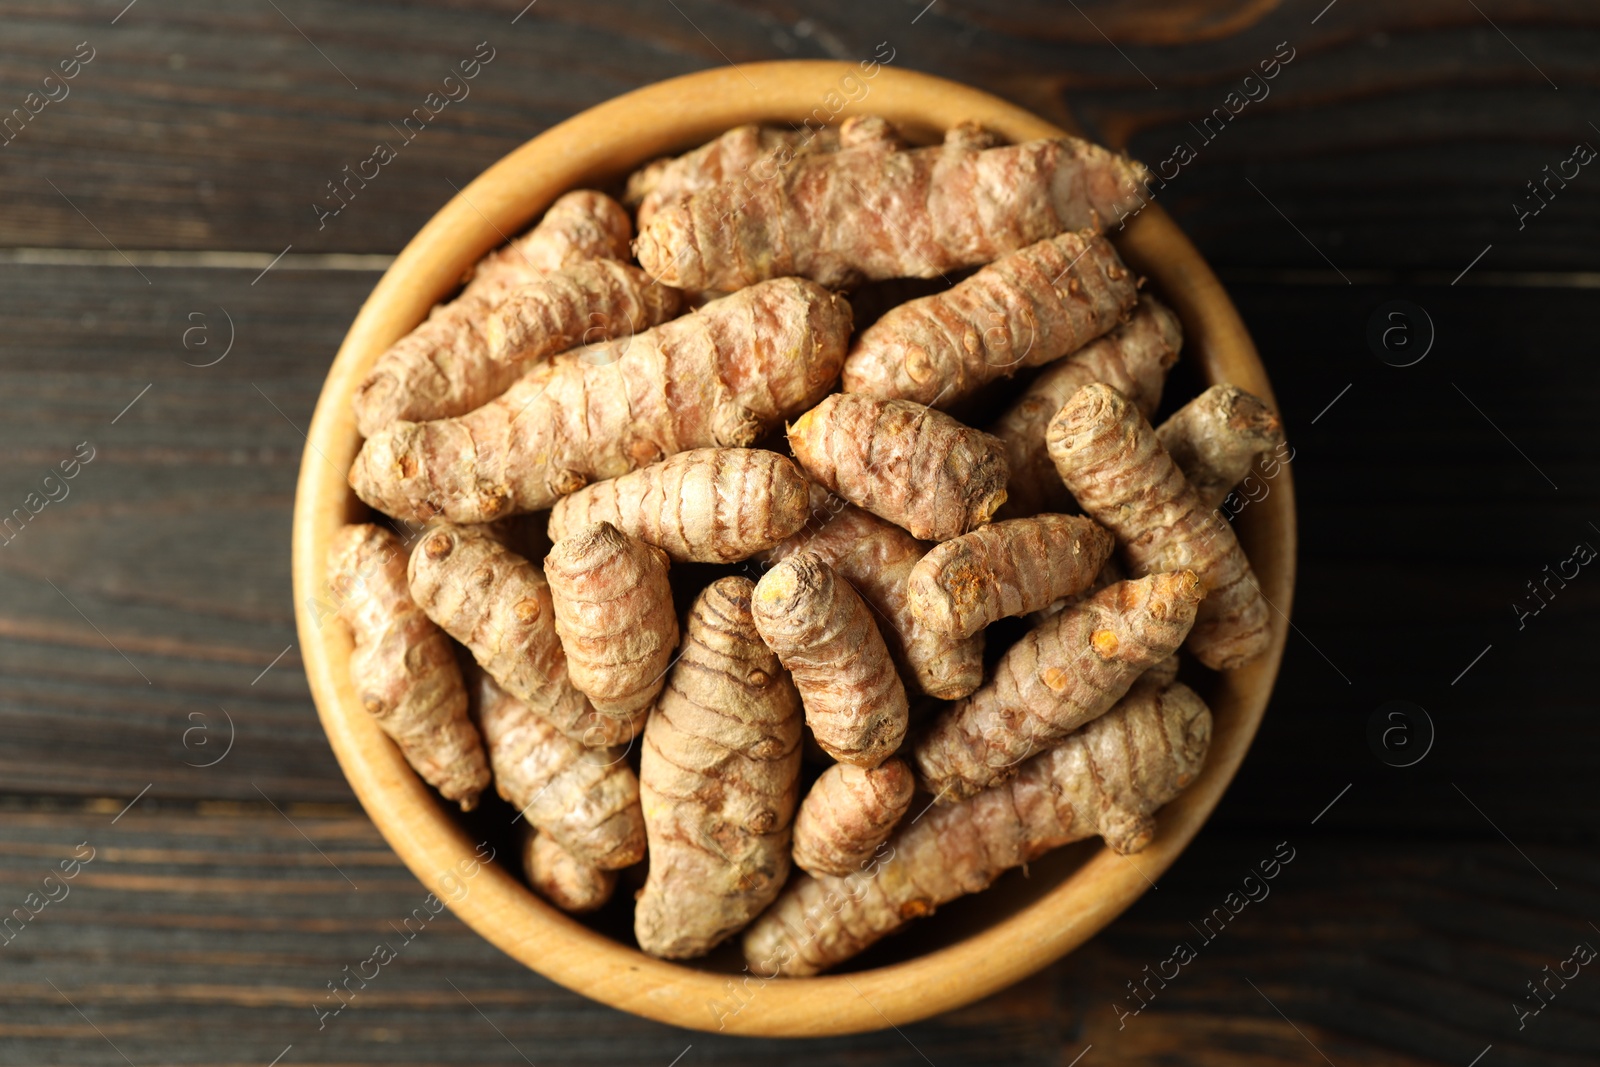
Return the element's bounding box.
[291,60,1295,1037]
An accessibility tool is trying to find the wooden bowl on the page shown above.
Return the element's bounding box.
[292,60,1295,1037]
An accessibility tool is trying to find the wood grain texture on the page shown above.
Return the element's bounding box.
[3,808,1594,1065]
[1,0,1597,1061]
[0,262,366,804]
[2,1,1599,272]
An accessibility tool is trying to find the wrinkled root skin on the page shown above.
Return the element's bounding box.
[548,448,809,564]
[1048,383,1271,670]
[1156,383,1286,510]
[792,758,914,878]
[475,675,644,870]
[522,830,617,914]
[907,514,1115,639]
[327,524,488,810]
[407,524,640,748]
[788,394,1009,542]
[842,230,1138,407]
[743,680,1212,976]
[914,571,1204,801]
[635,578,803,959]
[352,190,632,436]
[349,278,851,524]
[762,485,985,700]
[752,553,908,768]
[990,296,1182,519]
[636,130,1152,291]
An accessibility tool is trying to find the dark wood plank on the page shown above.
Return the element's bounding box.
[5,808,1595,1065]
[2,1,1598,272]
[0,806,1074,1065]
[0,262,371,803]
[1202,280,1600,839]
[1076,834,1600,1066]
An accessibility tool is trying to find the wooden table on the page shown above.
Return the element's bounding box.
[3,2,1596,1064]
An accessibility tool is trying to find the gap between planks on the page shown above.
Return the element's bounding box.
[6,249,1600,288]
[1218,266,1600,288]
[0,248,394,272]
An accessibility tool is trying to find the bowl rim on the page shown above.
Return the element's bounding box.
[291,59,1296,1038]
